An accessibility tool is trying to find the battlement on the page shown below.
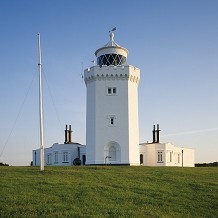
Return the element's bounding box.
[84,65,140,85]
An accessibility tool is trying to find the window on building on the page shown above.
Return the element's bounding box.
[110,117,114,125]
[108,115,116,126]
[54,152,58,163]
[47,154,52,165]
[157,151,163,162]
[178,154,180,164]
[170,152,172,162]
[63,152,69,163]
[97,54,126,66]
[107,87,117,95]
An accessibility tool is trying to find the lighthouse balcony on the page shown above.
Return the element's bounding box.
[84,65,140,84]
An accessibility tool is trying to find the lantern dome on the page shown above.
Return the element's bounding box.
[95,32,129,67]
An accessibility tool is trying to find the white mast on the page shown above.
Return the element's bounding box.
[38,33,44,171]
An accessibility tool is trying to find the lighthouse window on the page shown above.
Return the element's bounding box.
[107,87,117,95]
[109,55,114,65]
[110,117,114,125]
[108,88,112,94]
[108,115,116,126]
[97,54,126,66]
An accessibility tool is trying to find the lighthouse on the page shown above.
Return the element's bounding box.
[84,31,140,165]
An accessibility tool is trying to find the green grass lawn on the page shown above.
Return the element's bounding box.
[0,166,217,217]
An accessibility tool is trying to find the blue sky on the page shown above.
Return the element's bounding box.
[0,0,217,165]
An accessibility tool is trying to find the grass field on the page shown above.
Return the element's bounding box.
[0,166,217,217]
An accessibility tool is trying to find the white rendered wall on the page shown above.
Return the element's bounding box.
[139,142,195,167]
[128,74,140,165]
[32,143,84,166]
[165,144,195,167]
[180,148,195,167]
[85,65,140,165]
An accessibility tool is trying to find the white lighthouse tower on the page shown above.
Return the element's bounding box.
[84,31,140,165]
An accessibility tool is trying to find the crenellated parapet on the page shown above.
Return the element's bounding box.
[84,65,140,85]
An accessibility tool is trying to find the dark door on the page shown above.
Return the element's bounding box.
[82,155,86,165]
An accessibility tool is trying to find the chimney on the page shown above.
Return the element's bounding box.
[64,125,69,144]
[69,125,73,143]
[152,125,156,143]
[156,124,160,143]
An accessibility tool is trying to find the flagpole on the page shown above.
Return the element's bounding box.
[38,33,44,171]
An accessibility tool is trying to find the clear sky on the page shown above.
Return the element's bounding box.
[0,0,217,166]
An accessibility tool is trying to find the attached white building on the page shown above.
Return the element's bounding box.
[32,143,86,166]
[32,125,86,166]
[140,143,194,167]
[139,125,195,167]
[32,124,194,167]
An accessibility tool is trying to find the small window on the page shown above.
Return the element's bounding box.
[63,152,69,163]
[170,152,172,162]
[157,151,163,162]
[108,88,111,94]
[107,87,117,95]
[108,115,116,126]
[47,154,52,165]
[54,152,58,163]
[110,117,114,125]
